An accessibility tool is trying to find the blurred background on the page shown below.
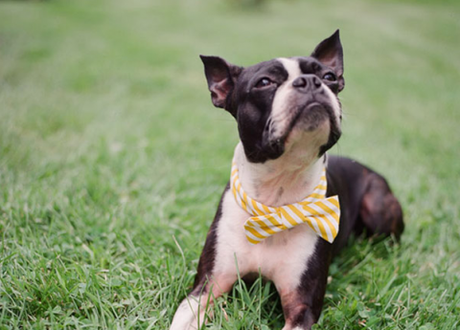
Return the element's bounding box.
[0,0,459,328]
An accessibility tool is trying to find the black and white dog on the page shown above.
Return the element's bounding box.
[170,30,404,330]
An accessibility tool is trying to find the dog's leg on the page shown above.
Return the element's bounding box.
[359,172,404,239]
[278,268,329,330]
[276,239,332,330]
[169,274,235,330]
[170,292,207,330]
[279,291,323,330]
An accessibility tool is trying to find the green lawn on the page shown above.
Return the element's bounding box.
[0,0,459,329]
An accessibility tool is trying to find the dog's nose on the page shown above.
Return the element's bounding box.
[292,74,322,90]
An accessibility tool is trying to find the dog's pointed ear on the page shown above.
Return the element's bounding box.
[200,55,243,112]
[311,30,345,92]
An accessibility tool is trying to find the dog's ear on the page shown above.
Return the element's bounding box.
[200,55,243,112]
[311,30,345,92]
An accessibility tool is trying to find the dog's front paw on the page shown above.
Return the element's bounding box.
[282,326,308,330]
[169,297,205,330]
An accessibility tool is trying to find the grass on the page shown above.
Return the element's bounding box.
[0,0,459,328]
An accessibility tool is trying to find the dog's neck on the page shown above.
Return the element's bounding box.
[233,142,326,207]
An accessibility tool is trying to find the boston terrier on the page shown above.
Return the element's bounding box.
[170,30,404,330]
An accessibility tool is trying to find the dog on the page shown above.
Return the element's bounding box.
[170,30,404,330]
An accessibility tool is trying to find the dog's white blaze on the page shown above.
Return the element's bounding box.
[270,58,302,137]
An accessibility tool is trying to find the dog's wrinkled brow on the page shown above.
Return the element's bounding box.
[297,58,323,74]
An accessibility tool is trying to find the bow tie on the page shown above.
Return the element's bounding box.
[230,161,341,245]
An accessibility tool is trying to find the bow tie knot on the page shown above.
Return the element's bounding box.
[231,162,341,245]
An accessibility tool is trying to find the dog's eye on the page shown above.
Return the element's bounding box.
[323,72,337,82]
[255,77,273,88]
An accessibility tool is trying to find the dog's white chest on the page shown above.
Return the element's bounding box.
[213,190,319,292]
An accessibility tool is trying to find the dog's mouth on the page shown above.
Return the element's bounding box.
[292,102,330,132]
[262,101,340,159]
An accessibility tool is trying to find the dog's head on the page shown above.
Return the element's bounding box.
[201,30,344,163]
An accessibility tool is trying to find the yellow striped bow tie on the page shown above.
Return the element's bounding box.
[230,162,341,245]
